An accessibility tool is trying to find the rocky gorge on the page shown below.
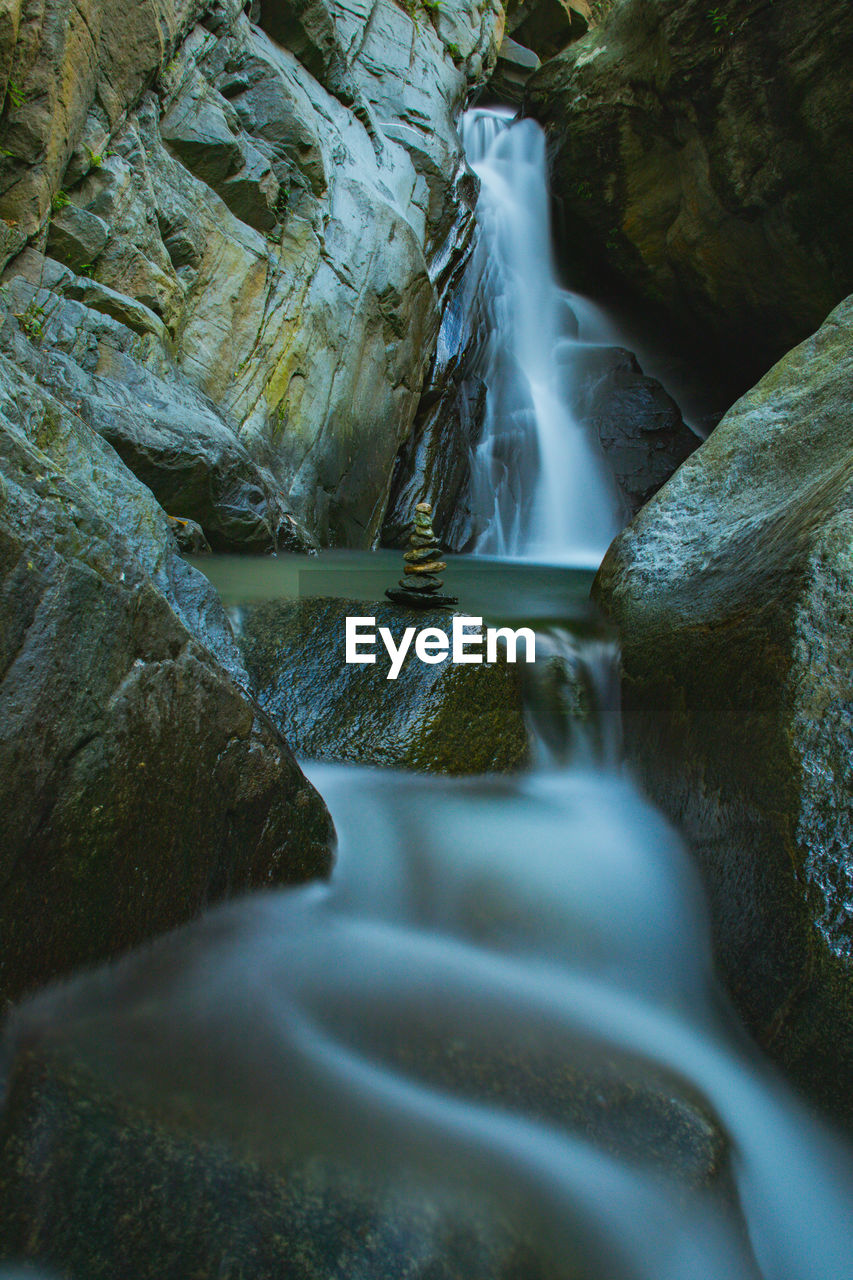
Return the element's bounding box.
[0,0,852,1276]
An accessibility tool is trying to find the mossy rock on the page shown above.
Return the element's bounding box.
[237,598,531,775]
[594,295,853,1126]
[0,352,333,1007]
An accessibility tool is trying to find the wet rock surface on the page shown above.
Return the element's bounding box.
[0,901,736,1280]
[594,295,853,1124]
[528,0,853,384]
[383,264,488,552]
[0,351,333,1006]
[566,345,699,517]
[0,1050,557,1280]
[237,597,530,774]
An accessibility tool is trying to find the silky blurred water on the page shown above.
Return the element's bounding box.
[4,108,853,1280]
[9,743,853,1279]
[459,109,622,562]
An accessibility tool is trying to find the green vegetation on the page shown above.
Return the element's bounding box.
[707,7,731,35]
[51,189,71,212]
[4,80,26,110]
[15,297,48,344]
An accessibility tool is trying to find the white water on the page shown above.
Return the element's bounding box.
[4,109,853,1280]
[460,108,621,563]
[10,760,853,1279]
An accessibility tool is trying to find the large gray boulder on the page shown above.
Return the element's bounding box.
[527,0,853,384]
[594,296,853,1123]
[0,0,504,549]
[0,349,333,1007]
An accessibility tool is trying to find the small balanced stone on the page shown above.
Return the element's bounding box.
[386,501,458,608]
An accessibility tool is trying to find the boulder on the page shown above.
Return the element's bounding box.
[236,598,531,774]
[0,349,333,1007]
[527,0,853,386]
[594,295,853,1123]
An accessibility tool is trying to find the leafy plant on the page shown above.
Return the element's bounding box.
[707,7,730,34]
[51,189,71,212]
[447,41,463,62]
[15,297,48,343]
[5,81,25,110]
[85,146,104,168]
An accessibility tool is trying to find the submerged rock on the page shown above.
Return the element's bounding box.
[528,0,853,384]
[237,598,529,774]
[0,351,333,1007]
[594,295,853,1123]
[0,1053,555,1280]
[0,901,735,1280]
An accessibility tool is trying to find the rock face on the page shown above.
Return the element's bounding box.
[489,36,541,106]
[382,266,488,551]
[527,0,853,384]
[594,296,853,1123]
[0,349,333,1007]
[237,598,530,774]
[564,345,698,517]
[505,0,590,61]
[0,0,505,549]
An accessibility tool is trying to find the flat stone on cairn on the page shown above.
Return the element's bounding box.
[386,502,458,608]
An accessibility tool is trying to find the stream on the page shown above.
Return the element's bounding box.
[6,110,853,1280]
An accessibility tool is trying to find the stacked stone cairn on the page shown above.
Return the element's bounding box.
[386,502,458,608]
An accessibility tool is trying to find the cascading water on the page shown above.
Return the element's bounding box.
[459,108,621,562]
[5,109,853,1280]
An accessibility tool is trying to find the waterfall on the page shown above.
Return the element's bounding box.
[6,111,853,1280]
[459,108,621,564]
